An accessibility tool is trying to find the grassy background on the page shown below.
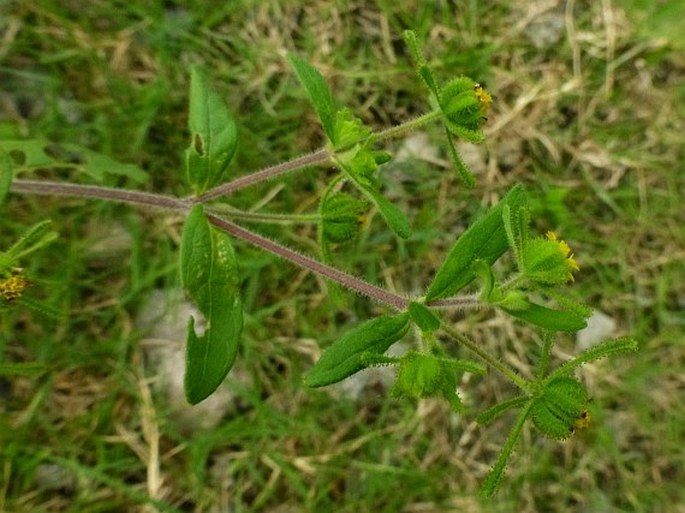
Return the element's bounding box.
[1,1,683,511]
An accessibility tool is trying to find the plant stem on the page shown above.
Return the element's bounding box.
[206,205,319,224]
[9,178,411,310]
[439,321,530,391]
[206,213,410,310]
[10,179,189,211]
[371,110,443,142]
[428,295,481,309]
[193,149,330,203]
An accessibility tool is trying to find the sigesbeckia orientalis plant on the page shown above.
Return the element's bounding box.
[0,30,637,496]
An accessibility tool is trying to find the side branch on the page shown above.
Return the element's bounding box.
[193,149,330,203]
[206,213,410,310]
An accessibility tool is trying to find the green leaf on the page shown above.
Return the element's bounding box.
[305,313,411,388]
[3,220,57,264]
[426,184,527,300]
[547,337,639,381]
[185,68,238,194]
[364,187,412,239]
[180,204,243,404]
[402,30,440,98]
[502,301,587,332]
[480,401,534,498]
[0,140,147,182]
[0,147,12,207]
[287,53,336,141]
[408,301,440,333]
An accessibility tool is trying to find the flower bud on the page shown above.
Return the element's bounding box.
[439,77,489,143]
[531,377,589,439]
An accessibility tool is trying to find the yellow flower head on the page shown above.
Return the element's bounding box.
[546,231,580,281]
[473,83,493,114]
[0,270,31,302]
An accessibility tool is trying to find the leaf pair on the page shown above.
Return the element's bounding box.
[181,70,242,404]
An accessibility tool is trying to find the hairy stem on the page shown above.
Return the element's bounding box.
[206,213,409,310]
[206,205,320,224]
[440,321,530,391]
[428,295,481,309]
[9,178,411,310]
[193,149,330,203]
[371,110,443,142]
[10,179,189,211]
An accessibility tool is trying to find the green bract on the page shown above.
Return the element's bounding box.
[180,204,243,404]
[332,109,372,152]
[185,68,238,194]
[392,351,485,412]
[444,126,476,188]
[321,192,367,243]
[1,220,57,269]
[305,313,411,388]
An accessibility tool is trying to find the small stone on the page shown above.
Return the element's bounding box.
[576,310,617,350]
[395,133,439,163]
[34,463,76,492]
[525,11,565,50]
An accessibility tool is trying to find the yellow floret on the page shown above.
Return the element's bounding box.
[474,83,493,113]
[0,273,31,302]
[546,231,580,280]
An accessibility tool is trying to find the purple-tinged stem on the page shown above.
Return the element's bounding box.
[206,213,409,310]
[193,149,330,203]
[10,179,189,211]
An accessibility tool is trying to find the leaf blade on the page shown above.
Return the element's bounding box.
[180,205,243,404]
[185,68,238,194]
[287,53,337,141]
[305,313,411,387]
[426,184,527,300]
[502,301,588,332]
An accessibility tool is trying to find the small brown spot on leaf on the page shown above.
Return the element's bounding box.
[194,134,204,155]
